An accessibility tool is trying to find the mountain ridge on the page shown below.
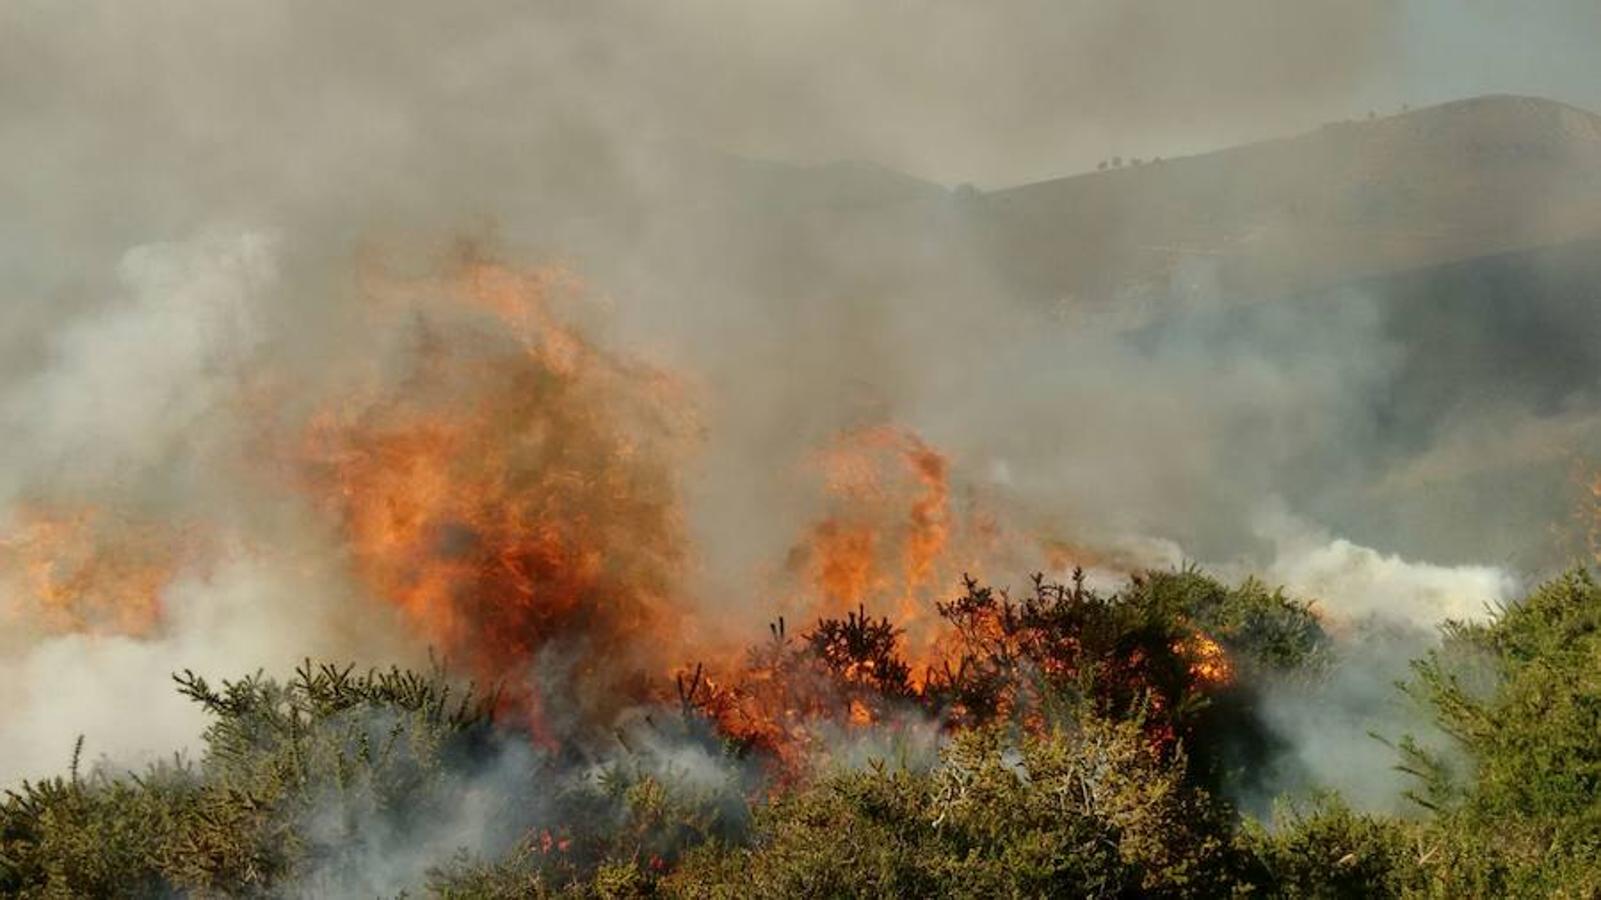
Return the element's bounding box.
[964,94,1601,314]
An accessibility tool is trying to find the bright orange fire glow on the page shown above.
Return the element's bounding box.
[809,520,882,610]
[0,506,190,637]
[1179,631,1234,686]
[298,259,699,732]
[787,425,973,686]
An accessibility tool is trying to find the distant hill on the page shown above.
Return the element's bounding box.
[554,97,1601,568]
[625,95,1601,323]
[1129,232,1601,565]
[970,95,1601,322]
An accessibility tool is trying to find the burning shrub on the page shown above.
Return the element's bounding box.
[676,612,925,778]
[678,567,1326,788]
[926,569,1218,734]
[806,606,916,700]
[1129,569,1328,674]
[919,568,1324,751]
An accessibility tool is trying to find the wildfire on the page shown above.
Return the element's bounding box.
[2,247,1206,772]
[807,520,882,611]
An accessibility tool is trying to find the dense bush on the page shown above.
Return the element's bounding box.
[8,566,1601,896]
[0,746,200,898]
[1239,796,1423,897]
[1398,569,1601,896]
[3,661,502,896]
[698,717,1238,898]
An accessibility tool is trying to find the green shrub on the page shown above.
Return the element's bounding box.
[1241,795,1422,898]
[16,566,1601,896]
[1400,569,1601,895]
[666,715,1240,898]
[3,660,498,896]
[1,743,199,898]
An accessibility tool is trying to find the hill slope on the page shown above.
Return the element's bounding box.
[971,95,1601,319]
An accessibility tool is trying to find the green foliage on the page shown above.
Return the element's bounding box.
[1136,569,1328,674]
[18,566,1601,896]
[664,716,1240,898]
[170,660,498,893]
[1,745,200,899]
[2,659,497,896]
[429,753,750,898]
[1399,568,1601,895]
[1241,795,1423,898]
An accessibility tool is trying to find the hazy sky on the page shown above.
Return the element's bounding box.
[1395,1,1601,119]
[3,1,1599,191]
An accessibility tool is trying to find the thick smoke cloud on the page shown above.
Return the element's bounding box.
[0,0,1396,214]
[0,235,417,781]
[1256,508,1516,627]
[0,232,271,499]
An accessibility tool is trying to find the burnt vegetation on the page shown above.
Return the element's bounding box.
[6,567,1601,896]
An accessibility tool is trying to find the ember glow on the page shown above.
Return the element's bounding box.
[1180,631,1234,686]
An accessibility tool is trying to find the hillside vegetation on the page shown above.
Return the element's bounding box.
[7,567,1601,896]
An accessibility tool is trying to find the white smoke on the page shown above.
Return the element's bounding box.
[0,549,407,783]
[0,232,273,501]
[1214,505,1518,814]
[1255,506,1516,627]
[0,233,414,783]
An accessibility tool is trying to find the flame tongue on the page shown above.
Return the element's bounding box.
[1180,631,1234,686]
[299,261,695,729]
[790,425,967,685]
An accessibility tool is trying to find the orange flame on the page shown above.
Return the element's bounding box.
[787,426,970,684]
[297,259,699,732]
[0,506,193,638]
